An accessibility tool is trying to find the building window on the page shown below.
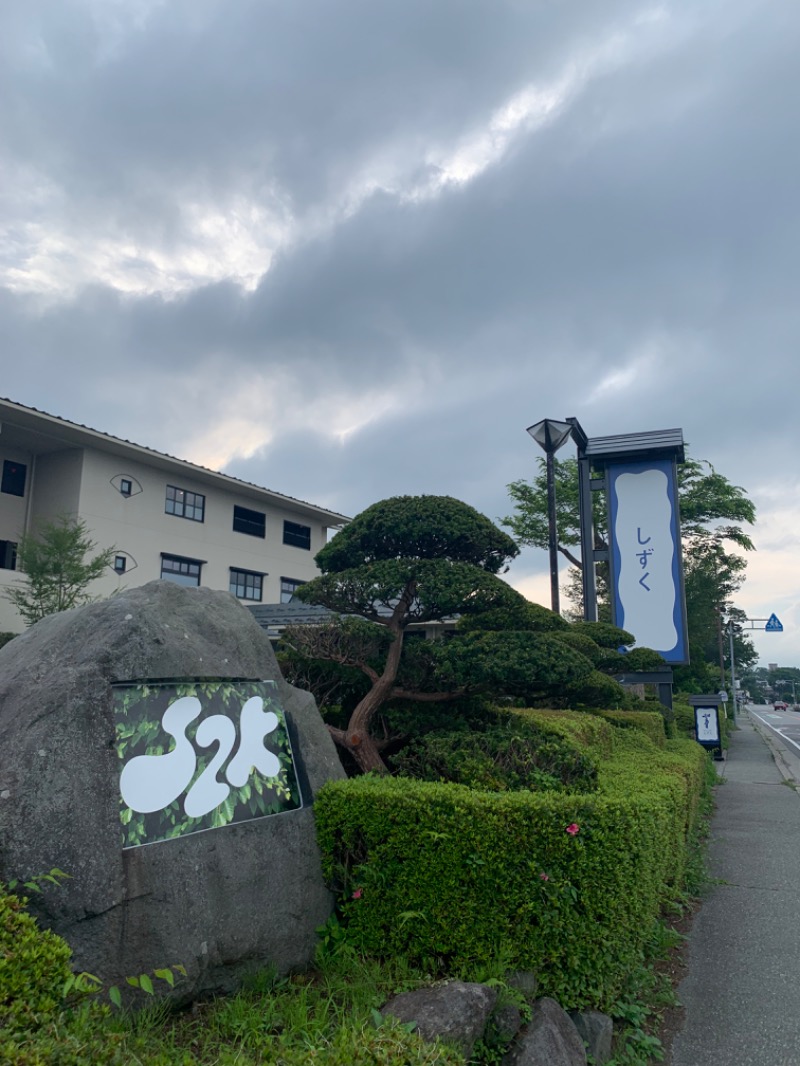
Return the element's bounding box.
[160,554,203,587]
[280,577,306,603]
[120,478,133,497]
[233,505,266,539]
[230,568,264,601]
[165,485,205,522]
[0,540,17,571]
[113,555,127,574]
[283,520,311,550]
[1,460,27,498]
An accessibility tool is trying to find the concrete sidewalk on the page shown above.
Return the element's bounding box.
[671,708,800,1066]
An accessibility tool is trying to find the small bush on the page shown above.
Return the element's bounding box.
[0,632,18,652]
[583,709,667,748]
[0,886,73,1032]
[390,719,598,794]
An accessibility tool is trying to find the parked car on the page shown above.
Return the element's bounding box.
[774,701,789,711]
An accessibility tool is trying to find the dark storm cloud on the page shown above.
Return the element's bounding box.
[3,0,800,655]
[0,0,643,219]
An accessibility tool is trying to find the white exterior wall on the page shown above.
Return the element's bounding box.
[73,448,327,607]
[30,450,83,523]
[0,399,343,635]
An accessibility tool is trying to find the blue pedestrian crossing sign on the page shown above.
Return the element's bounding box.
[765,613,784,632]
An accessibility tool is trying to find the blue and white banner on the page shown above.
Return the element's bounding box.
[607,457,689,664]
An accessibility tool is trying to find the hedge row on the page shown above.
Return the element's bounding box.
[315,709,712,1011]
[582,708,667,747]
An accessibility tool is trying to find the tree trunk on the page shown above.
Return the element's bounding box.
[335,606,410,774]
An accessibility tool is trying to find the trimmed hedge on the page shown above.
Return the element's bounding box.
[315,710,711,1010]
[583,709,667,748]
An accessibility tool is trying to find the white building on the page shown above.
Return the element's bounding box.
[0,397,349,633]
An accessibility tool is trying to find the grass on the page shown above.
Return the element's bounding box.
[5,941,466,1066]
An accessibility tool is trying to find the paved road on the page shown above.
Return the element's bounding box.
[671,706,800,1066]
[749,705,800,777]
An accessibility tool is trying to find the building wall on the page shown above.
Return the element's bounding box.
[30,449,83,523]
[0,444,330,633]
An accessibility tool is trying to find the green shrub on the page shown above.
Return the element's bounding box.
[389,719,598,794]
[315,710,709,1011]
[0,886,73,1032]
[673,701,695,738]
[564,669,627,709]
[583,709,666,748]
[0,632,17,651]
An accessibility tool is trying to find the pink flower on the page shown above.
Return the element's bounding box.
[352,888,363,899]
[565,823,580,836]
[539,873,550,881]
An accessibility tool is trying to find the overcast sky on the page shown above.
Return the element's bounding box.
[3,0,799,669]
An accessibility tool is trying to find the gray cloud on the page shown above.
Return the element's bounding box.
[2,0,800,657]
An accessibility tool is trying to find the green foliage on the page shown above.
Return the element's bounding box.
[564,669,627,710]
[390,717,599,794]
[316,494,519,575]
[293,494,597,773]
[3,932,464,1065]
[0,631,17,651]
[315,710,710,1011]
[3,515,115,626]
[582,710,667,748]
[569,620,635,649]
[298,558,526,627]
[0,882,73,1032]
[457,597,570,634]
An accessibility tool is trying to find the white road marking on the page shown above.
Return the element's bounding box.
[750,711,800,757]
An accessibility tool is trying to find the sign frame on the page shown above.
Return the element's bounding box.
[606,454,690,665]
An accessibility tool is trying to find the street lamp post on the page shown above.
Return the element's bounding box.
[727,618,738,722]
[526,419,574,615]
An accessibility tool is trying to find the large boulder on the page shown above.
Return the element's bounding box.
[0,581,345,999]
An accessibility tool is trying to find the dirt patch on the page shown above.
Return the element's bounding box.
[653,899,702,1066]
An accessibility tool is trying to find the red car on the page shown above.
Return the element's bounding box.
[774,701,789,711]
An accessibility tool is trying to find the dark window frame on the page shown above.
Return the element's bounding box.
[280,577,306,603]
[0,540,17,571]
[165,484,205,523]
[160,553,204,587]
[232,504,266,539]
[283,520,311,551]
[1,460,27,498]
[120,478,133,498]
[229,567,265,601]
[113,555,127,574]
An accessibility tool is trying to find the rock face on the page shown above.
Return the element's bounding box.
[382,981,498,1058]
[0,581,345,999]
[502,997,588,1066]
[569,1009,614,1065]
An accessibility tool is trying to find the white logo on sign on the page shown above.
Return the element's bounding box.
[119,696,281,818]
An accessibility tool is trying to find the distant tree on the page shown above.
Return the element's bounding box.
[501,455,757,686]
[4,516,115,626]
[284,496,596,774]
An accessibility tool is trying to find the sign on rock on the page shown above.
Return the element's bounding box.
[115,679,302,849]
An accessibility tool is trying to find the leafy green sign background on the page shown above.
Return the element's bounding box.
[114,680,302,849]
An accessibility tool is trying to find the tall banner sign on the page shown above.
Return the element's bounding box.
[607,457,689,664]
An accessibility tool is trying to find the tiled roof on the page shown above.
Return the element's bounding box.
[0,395,350,524]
